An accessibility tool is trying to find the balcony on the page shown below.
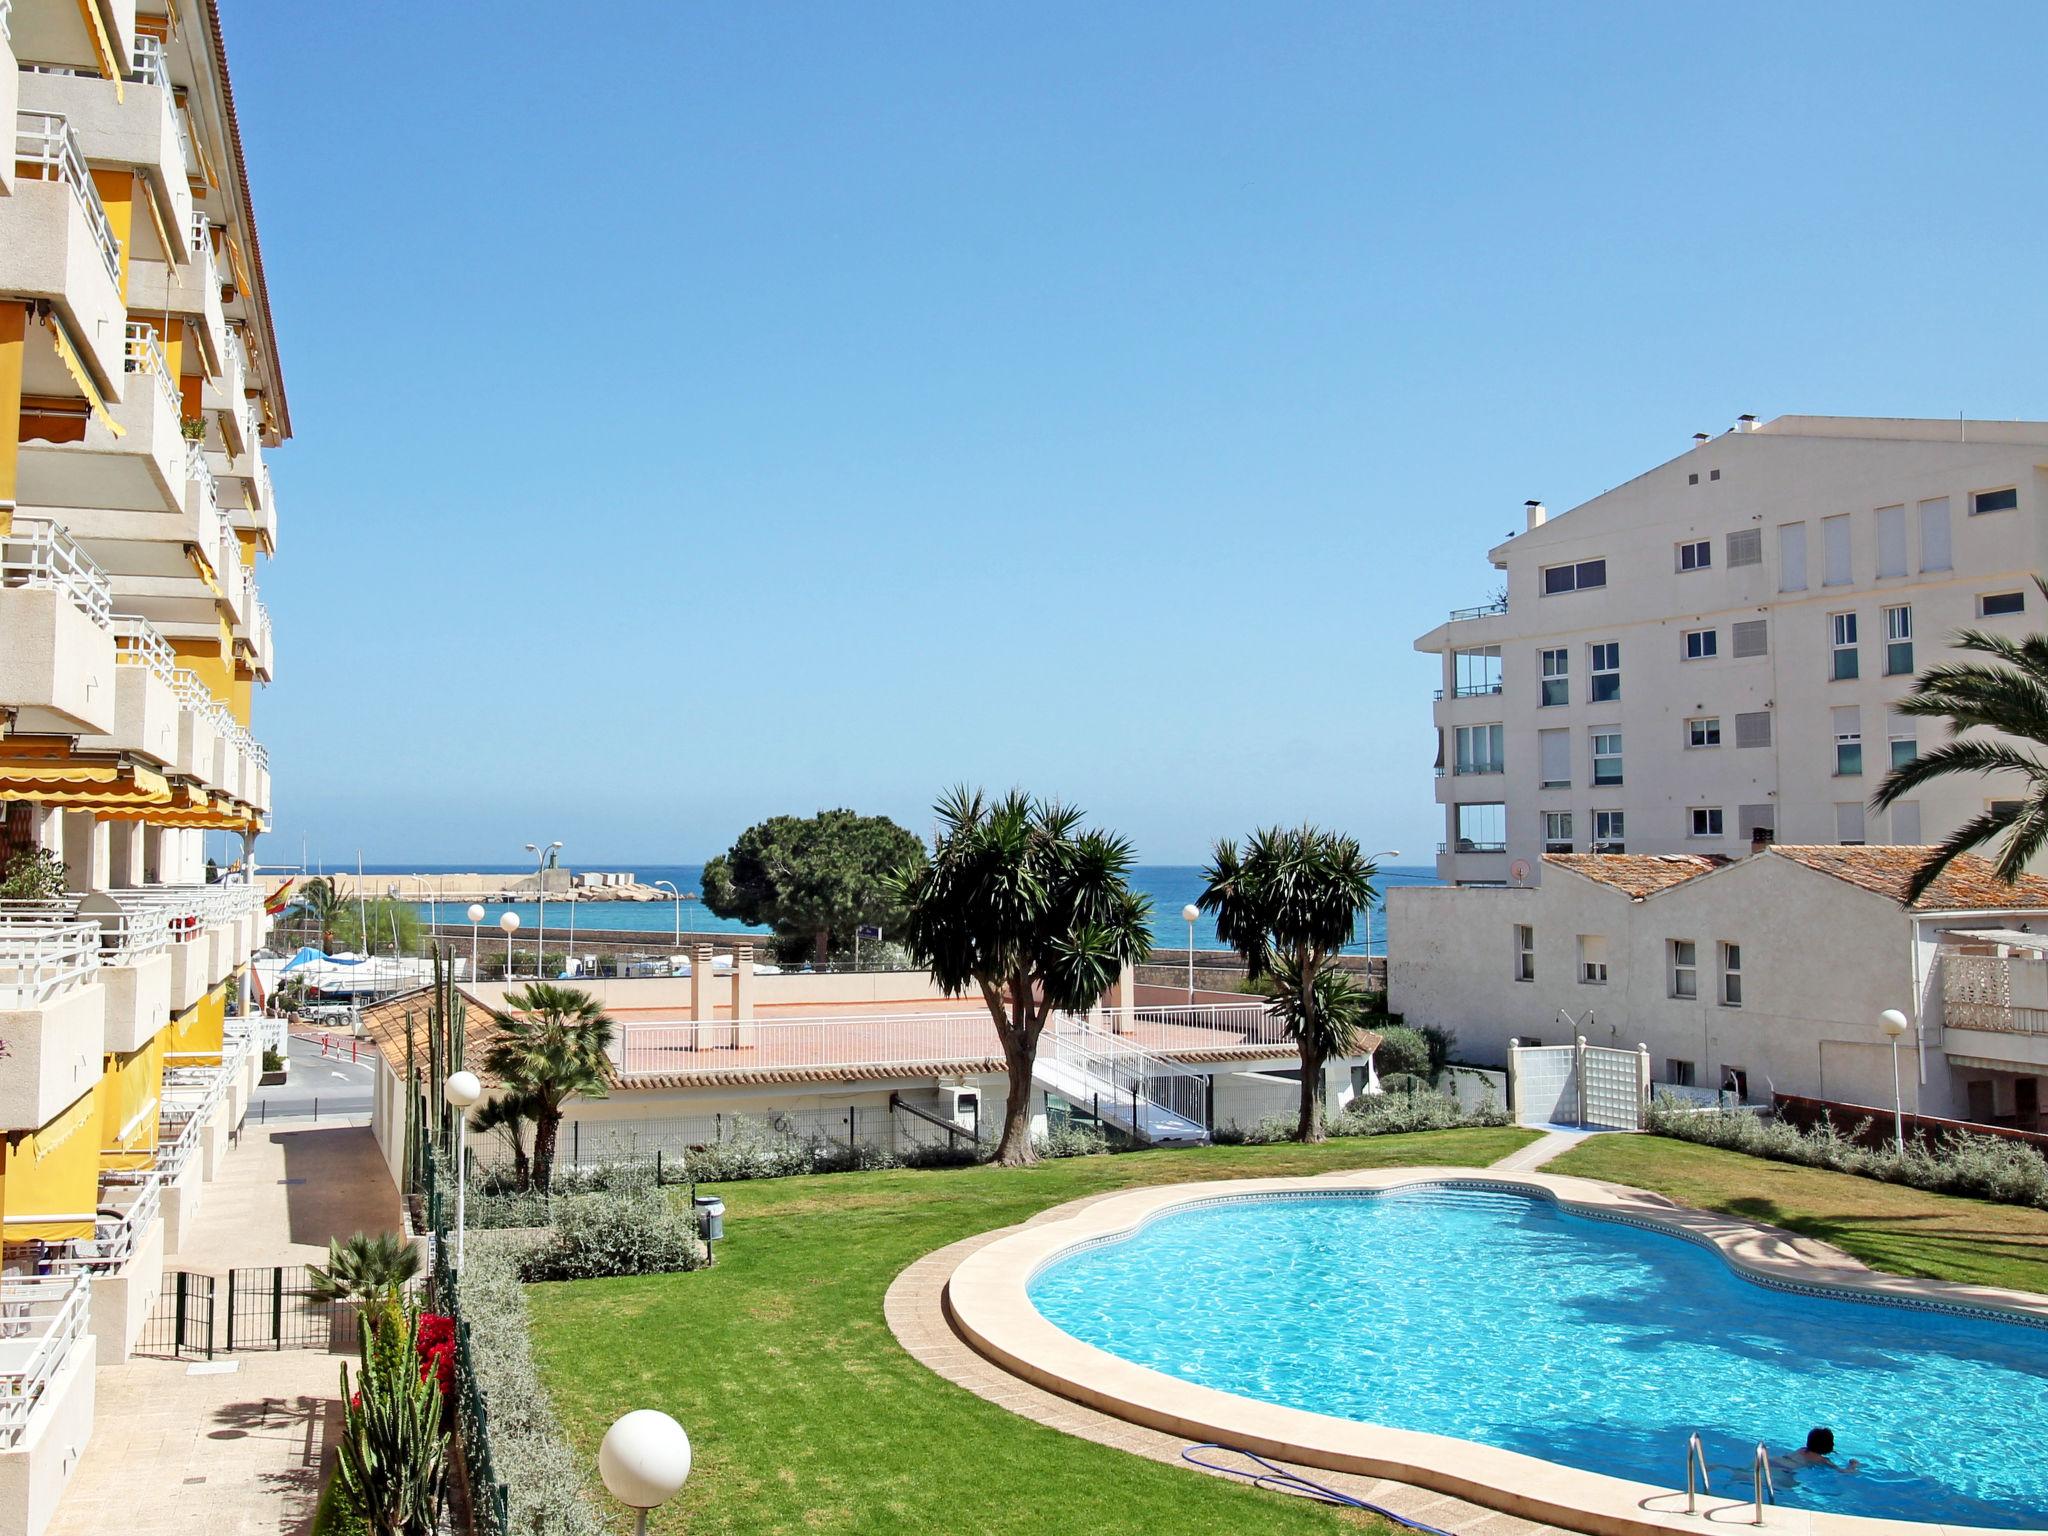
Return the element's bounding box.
[205,400,267,524]
[85,900,172,1054]
[16,319,185,519]
[7,1169,166,1364]
[0,112,125,393]
[0,1272,96,1536]
[169,669,221,789]
[0,7,16,198]
[0,519,117,735]
[75,614,180,766]
[1939,948,2048,1074]
[1447,597,1508,623]
[0,919,106,1132]
[201,314,248,436]
[127,210,229,371]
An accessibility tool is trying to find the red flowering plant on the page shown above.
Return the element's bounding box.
[415,1312,457,1423]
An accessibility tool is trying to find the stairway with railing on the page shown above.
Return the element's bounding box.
[1037,1018,1210,1145]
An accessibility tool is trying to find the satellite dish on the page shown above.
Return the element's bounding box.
[1509,860,1531,884]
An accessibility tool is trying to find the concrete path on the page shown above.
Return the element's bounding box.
[47,1125,402,1536]
[1489,1128,1597,1173]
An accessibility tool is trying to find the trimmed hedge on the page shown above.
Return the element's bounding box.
[1215,1083,1508,1145]
[519,1190,709,1283]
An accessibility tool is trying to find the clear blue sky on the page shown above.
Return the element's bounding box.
[222,1,2048,870]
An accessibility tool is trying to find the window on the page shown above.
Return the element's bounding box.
[1883,605,1913,676]
[1919,497,1952,572]
[1454,802,1506,853]
[1670,939,1698,999]
[1514,924,1535,983]
[1727,528,1763,568]
[1972,486,2019,515]
[1543,559,1607,595]
[1593,809,1625,853]
[1543,811,1573,853]
[1689,807,1724,838]
[1835,800,1866,845]
[1538,729,1570,788]
[1778,522,1808,592]
[1677,539,1711,572]
[1734,711,1773,749]
[1991,798,2025,817]
[1731,619,1769,658]
[1833,706,1862,777]
[1591,731,1623,786]
[1719,942,1743,1007]
[1684,628,1718,660]
[1830,612,1859,680]
[1888,709,1914,771]
[1590,642,1620,702]
[1579,934,1609,986]
[1890,801,1921,843]
[1688,716,1721,748]
[1980,590,2026,618]
[1453,645,1502,697]
[1875,504,1907,578]
[1738,804,1775,841]
[1665,1059,1698,1088]
[1454,722,1505,776]
[1539,647,1569,707]
[1822,513,1852,586]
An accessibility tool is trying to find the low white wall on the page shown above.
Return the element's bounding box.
[88,1216,165,1366]
[0,1333,95,1536]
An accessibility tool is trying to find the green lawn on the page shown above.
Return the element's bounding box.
[526,1127,1533,1535]
[1549,1133,2048,1295]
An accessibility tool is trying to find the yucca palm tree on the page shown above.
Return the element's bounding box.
[484,983,614,1191]
[890,787,1153,1165]
[1872,579,2048,904]
[470,1089,542,1190]
[1200,826,1379,1141]
[308,1230,422,1307]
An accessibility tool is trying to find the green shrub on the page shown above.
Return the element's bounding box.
[519,1190,709,1283]
[1034,1123,1112,1159]
[261,1047,285,1074]
[673,1118,977,1184]
[0,848,65,901]
[1370,1024,1431,1080]
[458,1238,608,1536]
[1216,1084,1507,1144]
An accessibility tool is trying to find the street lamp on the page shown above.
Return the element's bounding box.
[1879,1008,1911,1154]
[525,841,561,973]
[467,904,486,981]
[653,880,682,952]
[499,910,521,979]
[1181,904,1200,1002]
[599,1409,692,1536]
[443,1070,480,1268]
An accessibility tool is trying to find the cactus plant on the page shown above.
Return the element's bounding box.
[336,1300,448,1535]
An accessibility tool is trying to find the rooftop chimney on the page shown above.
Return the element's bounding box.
[1735,414,1759,433]
[1750,826,1775,855]
[1692,432,1710,447]
[1525,499,1547,530]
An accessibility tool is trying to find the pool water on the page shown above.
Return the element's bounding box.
[1027,1188,2048,1527]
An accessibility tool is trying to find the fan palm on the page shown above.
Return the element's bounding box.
[1200,826,1379,1141]
[484,983,614,1190]
[297,875,347,951]
[469,1089,542,1190]
[890,787,1152,1165]
[1872,579,2048,904]
[308,1230,422,1307]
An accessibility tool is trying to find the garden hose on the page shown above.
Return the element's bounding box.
[1180,1443,1463,1536]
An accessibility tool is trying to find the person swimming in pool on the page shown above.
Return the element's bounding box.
[1782,1428,1860,1475]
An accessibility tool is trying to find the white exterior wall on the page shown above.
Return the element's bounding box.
[1418,417,2048,886]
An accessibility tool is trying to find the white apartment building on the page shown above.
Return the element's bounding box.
[1416,415,2048,887]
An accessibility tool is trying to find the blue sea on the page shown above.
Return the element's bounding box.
[330,862,1437,955]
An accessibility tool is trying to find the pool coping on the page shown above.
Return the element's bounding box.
[942,1166,2048,1536]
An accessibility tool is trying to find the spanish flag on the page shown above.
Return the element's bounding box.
[264,877,296,916]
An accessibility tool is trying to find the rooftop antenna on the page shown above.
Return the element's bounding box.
[1961,410,1967,444]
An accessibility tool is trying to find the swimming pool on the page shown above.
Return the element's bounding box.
[1025,1186,2048,1528]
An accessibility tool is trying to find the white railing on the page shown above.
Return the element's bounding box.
[15,111,121,285]
[112,612,179,687]
[19,1173,160,1277]
[221,324,246,384]
[1046,1020,1211,1141]
[96,903,173,960]
[187,433,219,508]
[610,1001,1287,1080]
[0,1274,92,1448]
[0,0,14,45]
[255,458,273,512]
[243,398,261,449]
[129,35,194,179]
[124,321,179,418]
[0,920,99,1008]
[0,517,115,628]
[252,598,273,666]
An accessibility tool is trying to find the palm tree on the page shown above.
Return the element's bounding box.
[891,787,1152,1165]
[1872,579,2048,904]
[1200,826,1379,1141]
[484,983,614,1191]
[308,1230,422,1307]
[297,875,347,951]
[470,1089,542,1190]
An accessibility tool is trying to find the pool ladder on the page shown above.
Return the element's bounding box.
[1681,1436,1775,1525]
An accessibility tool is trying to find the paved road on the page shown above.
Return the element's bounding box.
[247,1031,375,1123]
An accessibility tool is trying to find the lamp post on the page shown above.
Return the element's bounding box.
[1366,850,1400,990]
[443,1070,480,1269]
[467,904,485,981]
[525,841,561,974]
[1181,903,1199,1002]
[599,1409,692,1536]
[1879,1008,1911,1154]
[500,910,521,979]
[653,880,682,952]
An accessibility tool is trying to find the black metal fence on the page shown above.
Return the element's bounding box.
[223,1264,366,1352]
[137,1270,215,1359]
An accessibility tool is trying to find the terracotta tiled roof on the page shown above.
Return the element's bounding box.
[355,986,531,1089]
[1542,853,1730,897]
[1764,846,2048,912]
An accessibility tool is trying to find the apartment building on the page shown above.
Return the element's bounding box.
[0,4,284,1531]
[1416,415,2048,887]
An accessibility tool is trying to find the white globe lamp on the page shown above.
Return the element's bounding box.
[1879,1008,1911,1155]
[499,909,521,979]
[444,1069,481,1109]
[600,1409,692,1534]
[1180,904,1200,1002]
[467,903,485,924]
[443,1069,481,1267]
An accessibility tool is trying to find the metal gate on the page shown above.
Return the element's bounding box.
[138,1270,216,1359]
[225,1265,360,1352]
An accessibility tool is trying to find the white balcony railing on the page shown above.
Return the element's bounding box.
[124,321,179,418]
[1,517,114,629]
[112,612,178,687]
[14,111,121,286]
[129,35,194,182]
[20,1172,161,1277]
[0,0,14,46]
[0,920,101,1008]
[187,434,219,510]
[0,1273,92,1448]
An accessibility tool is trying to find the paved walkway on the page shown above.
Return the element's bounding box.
[47,1124,402,1536]
[1488,1128,1598,1173]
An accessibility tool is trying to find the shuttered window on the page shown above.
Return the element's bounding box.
[1919,498,1951,572]
[1890,802,1921,843]
[1835,801,1866,845]
[1778,522,1807,592]
[1538,729,1571,788]
[1738,804,1775,840]
[1822,514,1852,586]
[1727,529,1763,567]
[1875,504,1907,578]
[1730,620,1768,658]
[1734,711,1772,749]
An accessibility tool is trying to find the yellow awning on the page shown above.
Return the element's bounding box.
[44,312,123,438]
[137,175,177,270]
[0,747,172,807]
[74,0,123,101]
[224,233,254,302]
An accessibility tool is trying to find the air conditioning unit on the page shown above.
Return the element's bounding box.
[933,1084,982,1128]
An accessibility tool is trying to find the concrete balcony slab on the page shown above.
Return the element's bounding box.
[0,179,124,397]
[0,983,106,1133]
[0,586,115,736]
[100,951,170,1056]
[17,71,193,260]
[18,368,182,517]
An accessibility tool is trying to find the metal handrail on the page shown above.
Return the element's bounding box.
[1447,597,1509,622]
[14,111,121,285]
[112,613,179,686]
[1684,1432,1712,1514]
[125,322,180,418]
[0,1274,92,1447]
[0,517,114,628]
[129,35,194,178]
[0,0,13,45]
[187,434,220,507]
[0,920,100,1007]
[1752,1443,1775,1524]
[1048,1018,1210,1140]
[19,1174,161,1275]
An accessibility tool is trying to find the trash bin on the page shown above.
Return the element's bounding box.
[693,1195,725,1242]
